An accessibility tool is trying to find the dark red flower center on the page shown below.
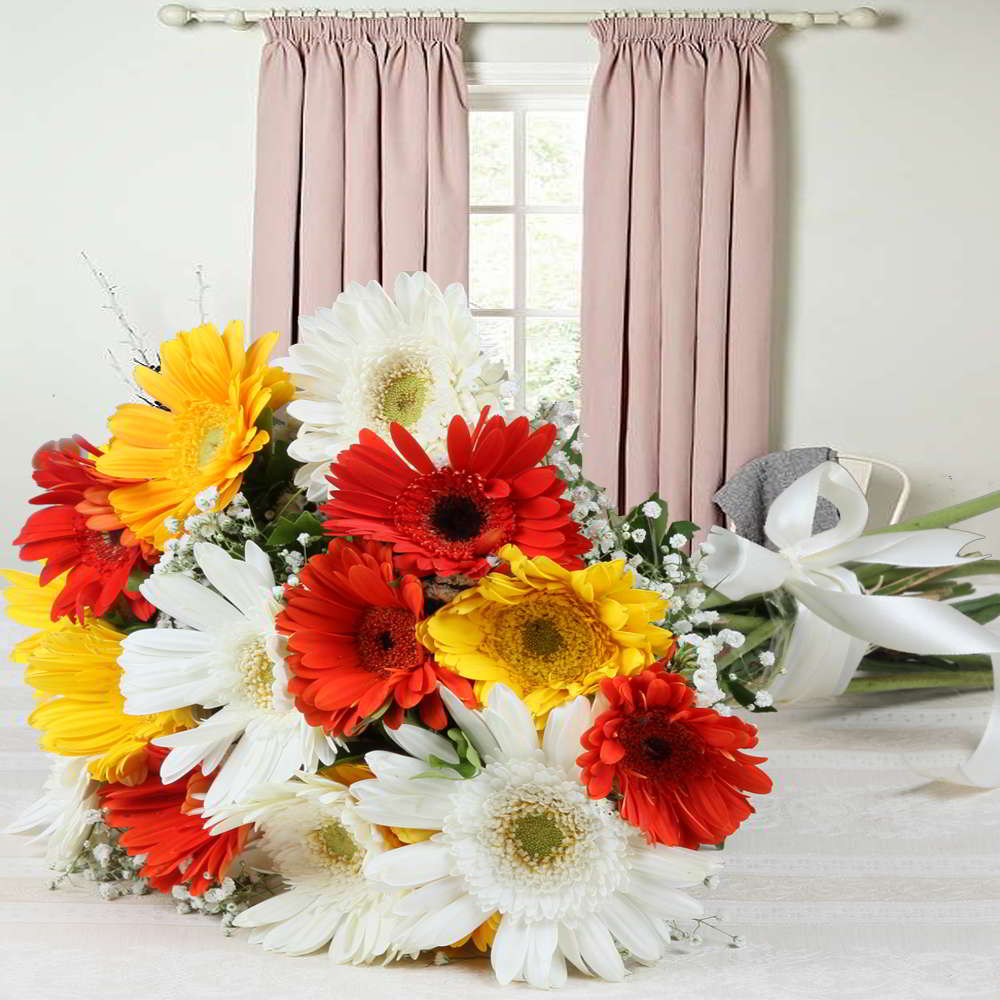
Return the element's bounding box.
[429,493,487,542]
[76,517,131,572]
[618,709,706,781]
[356,606,421,675]
[393,468,515,560]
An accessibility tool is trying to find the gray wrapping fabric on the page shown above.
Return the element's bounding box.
[713,447,838,547]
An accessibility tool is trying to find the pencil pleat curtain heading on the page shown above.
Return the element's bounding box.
[580,17,776,528]
[250,16,469,351]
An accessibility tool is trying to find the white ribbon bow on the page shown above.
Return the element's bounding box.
[700,461,1000,787]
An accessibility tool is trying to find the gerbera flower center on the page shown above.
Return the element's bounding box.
[77,520,131,571]
[375,368,433,427]
[618,710,706,780]
[394,469,515,560]
[429,494,487,542]
[307,819,362,872]
[443,759,630,923]
[170,401,235,480]
[484,595,608,690]
[509,809,567,863]
[236,636,275,710]
[356,607,421,674]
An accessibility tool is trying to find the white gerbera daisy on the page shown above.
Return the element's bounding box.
[119,541,338,812]
[206,771,414,964]
[6,755,98,869]
[353,686,720,989]
[280,271,510,500]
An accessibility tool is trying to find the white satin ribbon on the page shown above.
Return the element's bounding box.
[701,461,1000,786]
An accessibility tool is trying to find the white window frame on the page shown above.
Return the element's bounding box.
[466,63,594,411]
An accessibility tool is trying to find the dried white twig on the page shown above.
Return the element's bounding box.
[82,251,158,401]
[191,264,210,324]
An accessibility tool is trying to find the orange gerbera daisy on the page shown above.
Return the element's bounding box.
[14,436,157,622]
[320,409,592,577]
[277,538,476,736]
[100,746,251,896]
[578,666,772,848]
[96,322,293,549]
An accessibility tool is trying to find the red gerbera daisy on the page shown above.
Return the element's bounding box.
[277,538,477,736]
[99,746,250,896]
[14,436,157,622]
[320,408,592,577]
[578,666,772,849]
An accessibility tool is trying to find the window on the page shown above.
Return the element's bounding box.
[467,68,591,414]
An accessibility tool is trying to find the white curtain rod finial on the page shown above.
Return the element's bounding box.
[843,6,878,27]
[224,8,253,27]
[158,4,191,26]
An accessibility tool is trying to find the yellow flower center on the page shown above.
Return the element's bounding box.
[484,594,609,690]
[170,401,235,481]
[486,794,587,873]
[237,636,274,710]
[308,820,362,872]
[371,358,433,427]
[511,810,565,862]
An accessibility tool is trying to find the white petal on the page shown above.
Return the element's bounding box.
[542,696,592,779]
[234,886,316,927]
[482,684,538,759]
[362,750,430,780]
[600,893,665,961]
[407,893,491,952]
[490,916,530,985]
[629,844,722,889]
[243,540,276,589]
[394,876,465,917]
[139,573,243,632]
[194,542,272,618]
[524,919,561,988]
[364,840,452,888]
[438,684,500,760]
[574,914,626,982]
[624,887,704,921]
[386,724,459,764]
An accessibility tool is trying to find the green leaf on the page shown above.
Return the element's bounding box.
[724,676,777,712]
[265,510,325,550]
[952,593,1000,624]
[125,567,151,593]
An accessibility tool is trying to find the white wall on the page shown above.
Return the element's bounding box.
[2,0,998,570]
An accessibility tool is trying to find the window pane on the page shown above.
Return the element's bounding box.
[470,214,514,309]
[525,111,586,206]
[526,318,580,413]
[470,111,513,205]
[526,214,581,311]
[474,316,515,374]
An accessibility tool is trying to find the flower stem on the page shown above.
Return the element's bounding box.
[847,669,993,693]
[875,491,1000,534]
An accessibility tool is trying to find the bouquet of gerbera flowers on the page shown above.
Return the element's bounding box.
[3,272,771,989]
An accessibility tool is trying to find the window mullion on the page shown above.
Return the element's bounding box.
[513,107,527,414]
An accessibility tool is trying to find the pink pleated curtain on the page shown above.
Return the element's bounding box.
[250,16,469,351]
[580,17,775,530]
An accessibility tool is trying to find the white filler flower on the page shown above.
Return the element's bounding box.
[279,271,509,500]
[207,772,413,964]
[119,541,338,812]
[6,755,98,869]
[353,686,721,989]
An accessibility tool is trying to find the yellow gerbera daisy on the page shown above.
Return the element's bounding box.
[25,619,194,785]
[96,322,294,549]
[1,568,67,664]
[417,544,673,722]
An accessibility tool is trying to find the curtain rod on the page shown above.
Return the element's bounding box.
[157,5,880,29]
